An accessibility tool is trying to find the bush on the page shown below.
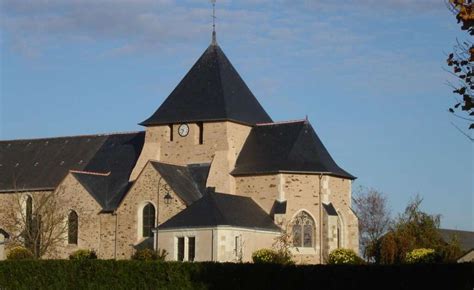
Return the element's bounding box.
[131,248,168,261]
[405,248,437,264]
[69,249,97,260]
[6,246,34,260]
[252,249,293,265]
[328,248,364,265]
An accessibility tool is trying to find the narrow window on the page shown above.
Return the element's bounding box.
[337,227,341,248]
[24,196,34,250]
[198,122,203,144]
[337,214,343,248]
[68,211,78,245]
[177,237,185,261]
[142,203,156,238]
[169,124,174,141]
[188,237,195,262]
[234,236,242,259]
[234,236,239,253]
[26,196,33,225]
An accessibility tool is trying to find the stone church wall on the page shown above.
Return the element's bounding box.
[50,175,105,259]
[0,175,110,259]
[130,121,251,194]
[115,162,187,259]
[215,227,279,263]
[0,232,5,260]
[234,173,358,264]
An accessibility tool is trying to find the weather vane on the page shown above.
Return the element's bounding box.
[211,0,217,44]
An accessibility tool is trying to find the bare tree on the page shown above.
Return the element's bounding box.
[271,223,295,264]
[446,0,474,138]
[352,187,391,261]
[4,186,70,258]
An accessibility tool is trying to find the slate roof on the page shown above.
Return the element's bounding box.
[271,200,287,215]
[0,132,145,211]
[232,120,355,179]
[158,192,280,232]
[151,162,209,206]
[438,229,474,252]
[140,43,272,126]
[323,203,338,216]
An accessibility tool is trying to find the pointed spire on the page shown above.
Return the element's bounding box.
[211,0,217,45]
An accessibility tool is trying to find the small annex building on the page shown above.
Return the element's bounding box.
[0,34,358,264]
[438,229,474,263]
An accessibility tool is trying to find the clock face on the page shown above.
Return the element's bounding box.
[178,124,189,137]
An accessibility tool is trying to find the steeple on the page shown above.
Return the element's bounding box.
[140,44,272,126]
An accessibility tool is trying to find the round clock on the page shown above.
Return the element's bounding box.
[178,124,189,137]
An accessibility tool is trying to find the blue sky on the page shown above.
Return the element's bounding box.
[1,0,472,230]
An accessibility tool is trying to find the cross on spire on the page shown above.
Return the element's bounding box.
[211,0,217,45]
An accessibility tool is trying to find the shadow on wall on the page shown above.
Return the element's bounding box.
[133,237,154,251]
[0,229,10,261]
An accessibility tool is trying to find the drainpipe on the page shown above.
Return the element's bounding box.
[114,211,118,260]
[318,174,323,264]
[156,177,163,253]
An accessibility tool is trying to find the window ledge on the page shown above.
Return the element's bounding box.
[290,247,316,255]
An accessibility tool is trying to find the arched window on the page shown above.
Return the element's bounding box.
[292,211,315,248]
[142,203,156,238]
[68,211,78,245]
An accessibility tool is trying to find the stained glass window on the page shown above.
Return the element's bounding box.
[292,211,315,248]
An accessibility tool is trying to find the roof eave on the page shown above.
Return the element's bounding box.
[158,224,281,233]
[139,118,257,127]
[0,187,55,193]
[231,170,356,180]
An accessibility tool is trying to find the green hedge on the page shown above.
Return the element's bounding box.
[0,260,472,290]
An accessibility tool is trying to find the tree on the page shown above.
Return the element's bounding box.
[272,224,294,264]
[352,187,391,261]
[371,195,462,264]
[4,186,70,258]
[446,0,474,138]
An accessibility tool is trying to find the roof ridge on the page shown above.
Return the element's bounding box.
[439,228,474,233]
[208,193,229,225]
[150,160,186,167]
[286,122,306,161]
[214,46,228,118]
[0,130,144,143]
[256,119,307,126]
[70,170,111,177]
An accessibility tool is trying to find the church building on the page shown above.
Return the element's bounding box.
[0,33,358,264]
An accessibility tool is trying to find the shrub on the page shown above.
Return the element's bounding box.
[131,248,168,261]
[6,246,34,260]
[0,261,472,290]
[252,249,293,265]
[69,249,97,260]
[328,248,364,265]
[405,248,437,264]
